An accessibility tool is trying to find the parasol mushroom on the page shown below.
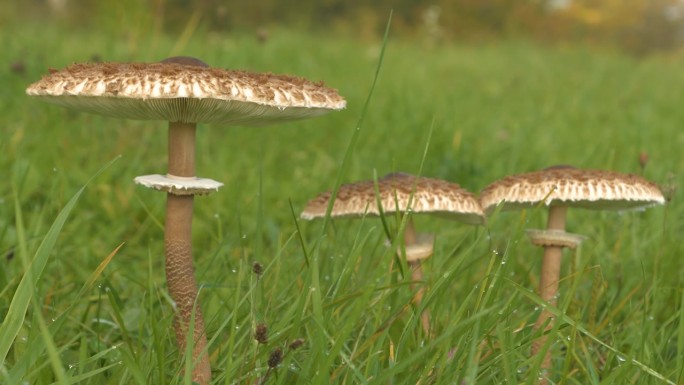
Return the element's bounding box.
[301,172,485,334]
[26,57,345,384]
[479,165,665,381]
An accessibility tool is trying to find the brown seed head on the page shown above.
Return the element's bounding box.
[639,151,649,170]
[252,261,264,276]
[288,338,305,351]
[268,347,283,368]
[254,323,268,344]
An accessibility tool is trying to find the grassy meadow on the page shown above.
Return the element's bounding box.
[1,18,684,385]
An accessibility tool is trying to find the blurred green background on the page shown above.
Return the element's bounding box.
[6,0,684,55]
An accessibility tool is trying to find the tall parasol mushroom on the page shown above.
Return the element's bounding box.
[301,172,485,334]
[479,165,665,382]
[26,57,345,384]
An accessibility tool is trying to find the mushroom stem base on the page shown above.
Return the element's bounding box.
[165,194,211,384]
[531,206,568,384]
[404,219,433,336]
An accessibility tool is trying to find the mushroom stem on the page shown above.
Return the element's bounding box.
[168,122,196,177]
[404,218,431,335]
[532,205,567,382]
[165,121,211,385]
[404,217,418,245]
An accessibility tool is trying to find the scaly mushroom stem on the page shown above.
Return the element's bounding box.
[532,205,567,383]
[165,121,211,385]
[404,218,431,335]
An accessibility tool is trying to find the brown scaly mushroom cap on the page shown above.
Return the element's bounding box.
[25,60,346,125]
[479,166,665,215]
[301,172,485,225]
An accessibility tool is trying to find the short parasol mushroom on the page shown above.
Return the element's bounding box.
[26,57,345,384]
[301,172,485,334]
[479,165,665,381]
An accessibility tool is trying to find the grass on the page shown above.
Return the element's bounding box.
[1,15,684,385]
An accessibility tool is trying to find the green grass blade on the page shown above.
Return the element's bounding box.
[30,295,68,385]
[508,278,676,385]
[677,289,684,383]
[7,242,123,380]
[0,156,120,369]
[316,10,392,235]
